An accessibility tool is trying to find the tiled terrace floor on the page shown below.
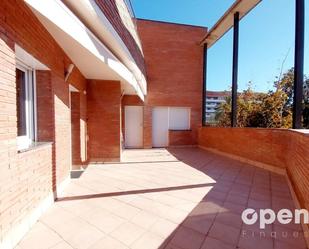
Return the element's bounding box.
[16,148,308,249]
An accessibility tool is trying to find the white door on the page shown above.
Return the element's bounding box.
[152,107,169,147]
[125,106,143,148]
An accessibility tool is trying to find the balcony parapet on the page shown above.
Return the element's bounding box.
[198,127,309,217]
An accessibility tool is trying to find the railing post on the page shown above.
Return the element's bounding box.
[293,0,305,129]
[231,12,239,127]
[202,43,208,126]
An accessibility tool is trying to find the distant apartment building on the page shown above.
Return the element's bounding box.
[205,91,230,121]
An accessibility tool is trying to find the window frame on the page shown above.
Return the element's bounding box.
[16,61,37,151]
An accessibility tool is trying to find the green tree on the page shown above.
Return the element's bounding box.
[215,68,307,128]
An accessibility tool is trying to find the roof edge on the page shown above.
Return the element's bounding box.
[136,18,208,30]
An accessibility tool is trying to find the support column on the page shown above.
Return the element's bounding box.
[231,12,240,127]
[87,80,121,162]
[293,0,305,129]
[202,43,208,126]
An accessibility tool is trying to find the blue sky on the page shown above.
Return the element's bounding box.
[131,0,308,92]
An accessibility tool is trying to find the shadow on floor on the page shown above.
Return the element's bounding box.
[153,148,308,249]
[18,147,308,249]
[56,183,215,202]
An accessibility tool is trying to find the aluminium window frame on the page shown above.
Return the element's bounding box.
[16,60,37,151]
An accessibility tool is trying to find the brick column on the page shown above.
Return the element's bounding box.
[87,80,121,162]
[143,105,152,148]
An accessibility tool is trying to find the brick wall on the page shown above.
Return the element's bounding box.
[87,80,121,161]
[288,131,309,211]
[0,36,55,244]
[65,58,88,167]
[70,92,81,169]
[1,144,53,247]
[143,106,152,148]
[198,127,289,168]
[36,71,54,142]
[0,1,87,247]
[95,0,145,75]
[198,127,309,213]
[136,19,206,147]
[169,130,194,147]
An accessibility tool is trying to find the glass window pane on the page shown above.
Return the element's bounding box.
[16,68,27,136]
[169,107,190,130]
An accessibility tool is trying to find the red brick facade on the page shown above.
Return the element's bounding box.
[288,131,309,213]
[66,60,88,168]
[120,20,206,148]
[87,80,122,162]
[198,127,288,169]
[0,1,87,246]
[36,71,54,142]
[95,0,146,75]
[169,130,195,147]
[134,19,206,147]
[71,92,82,168]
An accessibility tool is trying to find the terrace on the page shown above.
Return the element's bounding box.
[16,148,308,249]
[1,0,308,249]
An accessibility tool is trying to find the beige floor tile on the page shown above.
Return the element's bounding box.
[64,223,105,249]
[18,222,62,249]
[50,241,74,249]
[149,218,179,239]
[221,201,246,215]
[15,148,308,249]
[39,205,77,226]
[130,210,159,230]
[109,201,141,220]
[214,211,242,228]
[201,236,237,249]
[131,231,167,249]
[110,222,145,246]
[169,226,205,249]
[45,217,87,239]
[182,212,216,235]
[88,236,129,249]
[82,208,125,234]
[209,222,240,246]
[272,225,307,249]
[238,234,273,249]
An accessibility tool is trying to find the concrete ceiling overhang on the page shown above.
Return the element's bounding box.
[63,0,147,96]
[200,0,262,48]
[25,0,144,101]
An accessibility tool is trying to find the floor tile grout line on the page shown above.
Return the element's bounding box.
[19,149,305,249]
[62,156,220,218]
[237,164,256,249]
[196,160,244,249]
[39,220,79,249]
[42,206,132,249]
[47,240,74,249]
[58,185,188,248]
